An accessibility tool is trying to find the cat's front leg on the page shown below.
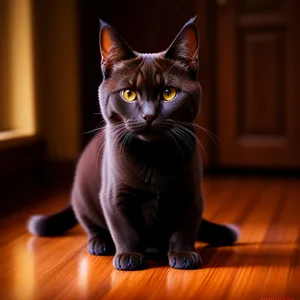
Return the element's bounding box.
[168,203,202,270]
[101,193,146,271]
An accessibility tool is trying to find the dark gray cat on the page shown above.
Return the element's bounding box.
[28,18,239,271]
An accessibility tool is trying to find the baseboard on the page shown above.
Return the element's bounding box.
[204,167,300,177]
[0,135,46,210]
[0,134,78,213]
[45,159,77,186]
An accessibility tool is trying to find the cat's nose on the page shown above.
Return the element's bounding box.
[142,114,156,124]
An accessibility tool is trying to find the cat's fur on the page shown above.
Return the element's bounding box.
[28,18,239,270]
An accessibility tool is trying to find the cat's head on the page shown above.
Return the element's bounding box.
[98,18,202,142]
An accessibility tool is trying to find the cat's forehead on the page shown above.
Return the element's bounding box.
[112,53,186,89]
[131,54,163,87]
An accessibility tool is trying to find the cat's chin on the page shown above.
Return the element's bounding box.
[136,133,164,142]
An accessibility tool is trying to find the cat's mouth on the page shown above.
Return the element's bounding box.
[126,120,172,142]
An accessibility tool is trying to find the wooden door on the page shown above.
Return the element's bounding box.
[216,0,300,168]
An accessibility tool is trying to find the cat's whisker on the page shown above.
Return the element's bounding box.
[82,120,106,135]
[173,123,208,159]
[162,119,209,158]
[175,121,220,146]
[96,136,106,170]
[172,126,195,154]
[109,125,135,170]
[120,132,133,166]
[172,127,196,156]
[88,121,124,139]
[160,120,194,154]
[164,118,218,145]
[168,129,185,158]
[82,128,101,135]
[110,127,128,171]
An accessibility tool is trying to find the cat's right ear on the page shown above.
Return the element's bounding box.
[99,19,136,77]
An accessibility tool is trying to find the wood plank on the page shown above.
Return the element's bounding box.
[0,177,299,299]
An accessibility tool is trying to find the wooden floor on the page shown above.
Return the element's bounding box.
[1,176,300,300]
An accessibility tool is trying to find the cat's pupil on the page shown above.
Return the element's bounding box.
[127,90,131,96]
[165,89,170,96]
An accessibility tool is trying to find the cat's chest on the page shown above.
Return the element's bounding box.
[136,191,184,230]
[121,149,190,187]
[119,186,191,232]
[141,197,160,227]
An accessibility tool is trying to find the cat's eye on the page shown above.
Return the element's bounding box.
[162,87,177,101]
[122,89,137,102]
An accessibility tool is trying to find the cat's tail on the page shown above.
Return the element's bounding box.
[27,205,78,236]
[197,218,240,246]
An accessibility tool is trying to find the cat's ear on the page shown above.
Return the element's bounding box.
[99,19,136,75]
[165,17,199,66]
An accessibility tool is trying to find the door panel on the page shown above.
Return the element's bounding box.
[238,30,285,136]
[239,0,282,12]
[216,0,300,168]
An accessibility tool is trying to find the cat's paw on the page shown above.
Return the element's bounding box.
[168,251,202,269]
[113,252,147,271]
[87,237,115,256]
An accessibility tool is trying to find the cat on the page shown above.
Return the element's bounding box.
[28,18,239,271]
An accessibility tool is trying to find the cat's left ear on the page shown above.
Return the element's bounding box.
[99,19,136,76]
[165,17,199,66]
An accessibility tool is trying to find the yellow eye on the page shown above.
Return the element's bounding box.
[122,89,137,102]
[162,87,177,101]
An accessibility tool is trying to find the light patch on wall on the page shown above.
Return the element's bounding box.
[5,0,36,135]
[33,0,80,160]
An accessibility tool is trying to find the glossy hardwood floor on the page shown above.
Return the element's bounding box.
[0,176,300,300]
